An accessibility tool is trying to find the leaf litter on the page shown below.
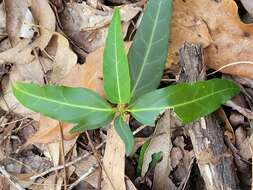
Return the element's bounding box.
[1,0,253,190]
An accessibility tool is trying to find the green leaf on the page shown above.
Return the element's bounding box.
[13,82,115,128]
[128,0,173,101]
[70,116,113,133]
[136,139,150,176]
[114,116,134,156]
[129,79,240,125]
[103,8,131,104]
[148,151,163,171]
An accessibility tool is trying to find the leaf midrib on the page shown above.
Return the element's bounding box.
[14,85,113,112]
[130,1,163,98]
[129,87,237,112]
[114,17,122,103]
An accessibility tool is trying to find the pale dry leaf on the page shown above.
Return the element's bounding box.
[48,142,60,166]
[0,38,11,52]
[167,0,253,79]
[241,0,253,17]
[0,176,9,190]
[19,9,35,39]
[141,110,172,190]
[75,150,99,189]
[0,0,55,65]
[59,2,140,52]
[46,34,77,83]
[5,0,31,46]
[0,2,6,41]
[235,127,251,161]
[30,0,56,50]
[102,126,126,190]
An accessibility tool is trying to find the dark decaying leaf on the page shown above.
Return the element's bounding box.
[128,0,173,101]
[129,79,240,125]
[12,82,115,128]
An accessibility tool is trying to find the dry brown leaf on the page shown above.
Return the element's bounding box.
[26,116,78,145]
[168,0,253,79]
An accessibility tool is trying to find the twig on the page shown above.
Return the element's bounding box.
[133,125,146,135]
[0,166,25,190]
[59,122,67,190]
[30,125,146,180]
[68,164,98,190]
[207,61,253,76]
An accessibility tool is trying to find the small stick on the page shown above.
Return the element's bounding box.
[0,166,25,190]
[59,122,67,190]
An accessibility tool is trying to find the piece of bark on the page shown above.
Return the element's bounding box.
[178,43,240,190]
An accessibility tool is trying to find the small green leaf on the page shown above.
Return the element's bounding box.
[103,8,131,104]
[13,82,115,128]
[136,139,150,176]
[148,151,163,171]
[128,0,173,101]
[114,116,134,156]
[129,79,240,125]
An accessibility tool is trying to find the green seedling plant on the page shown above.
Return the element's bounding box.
[13,0,240,156]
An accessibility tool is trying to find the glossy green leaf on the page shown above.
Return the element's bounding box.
[13,82,115,127]
[114,116,134,156]
[70,116,113,133]
[128,0,173,101]
[136,139,150,176]
[129,79,240,126]
[103,8,130,104]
